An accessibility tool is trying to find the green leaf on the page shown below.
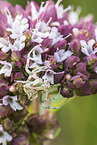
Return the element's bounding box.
[53,127,61,139]
[47,85,74,113]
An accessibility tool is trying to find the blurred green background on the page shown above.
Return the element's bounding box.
[7,0,97,21]
[7,0,97,145]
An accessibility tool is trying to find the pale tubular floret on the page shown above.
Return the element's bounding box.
[31,1,48,20]
[68,6,81,25]
[0,125,12,144]
[55,0,72,19]
[80,39,97,56]
[0,60,12,77]
[6,15,29,39]
[4,7,13,26]
[54,49,73,62]
[31,20,51,43]
[2,95,23,111]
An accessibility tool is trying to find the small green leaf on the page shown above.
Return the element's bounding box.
[53,127,61,139]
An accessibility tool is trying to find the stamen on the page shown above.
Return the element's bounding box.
[64,33,72,39]
[64,5,72,13]
[47,17,52,25]
[56,0,62,7]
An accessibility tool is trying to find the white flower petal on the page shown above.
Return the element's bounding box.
[21,18,28,25]
[55,0,64,19]
[3,96,10,106]
[10,95,17,101]
[0,137,4,143]
[31,21,50,43]
[42,71,54,84]
[54,49,72,62]
[4,7,13,26]
[21,23,29,33]
[68,11,79,25]
[0,61,12,77]
[31,34,43,43]
[14,102,23,110]
[80,39,96,56]
[31,1,38,20]
[4,132,12,142]
[95,28,97,41]
[0,38,11,53]
[94,66,97,73]
[2,95,23,111]
[6,14,29,40]
[49,27,63,45]
[0,125,12,144]
[80,40,90,56]
[87,39,95,54]
[13,36,26,51]
[61,50,73,61]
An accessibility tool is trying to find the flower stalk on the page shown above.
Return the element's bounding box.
[33,96,39,114]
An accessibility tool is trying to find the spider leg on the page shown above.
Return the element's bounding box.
[42,86,60,103]
[42,98,69,109]
[30,93,38,101]
[42,90,60,102]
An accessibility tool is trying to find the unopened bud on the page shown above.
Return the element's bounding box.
[12,51,21,62]
[51,21,60,27]
[9,85,16,93]
[65,74,71,81]
[72,28,80,37]
[44,132,54,140]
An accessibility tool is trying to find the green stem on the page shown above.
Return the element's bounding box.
[33,97,39,114]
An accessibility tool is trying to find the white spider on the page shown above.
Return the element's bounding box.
[17,46,68,109]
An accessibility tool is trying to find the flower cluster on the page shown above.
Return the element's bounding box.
[0,0,97,144]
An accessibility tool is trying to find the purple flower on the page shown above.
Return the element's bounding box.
[59,83,73,98]
[65,56,80,71]
[68,75,86,89]
[70,38,80,53]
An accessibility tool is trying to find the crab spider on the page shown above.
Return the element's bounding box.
[17,46,68,109]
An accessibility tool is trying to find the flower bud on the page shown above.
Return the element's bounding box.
[9,84,16,93]
[12,135,29,145]
[11,51,21,62]
[59,84,73,98]
[70,39,80,53]
[72,28,80,37]
[0,105,13,117]
[43,132,54,140]
[27,115,46,134]
[75,83,91,96]
[89,79,97,93]
[65,56,80,71]
[72,76,85,88]
[75,63,89,77]
[1,118,13,130]
[87,54,97,66]
[0,51,9,60]
[14,72,25,80]
[65,74,71,81]
[0,85,8,97]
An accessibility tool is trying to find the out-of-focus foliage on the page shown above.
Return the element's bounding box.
[7,0,97,21]
[51,94,97,145]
